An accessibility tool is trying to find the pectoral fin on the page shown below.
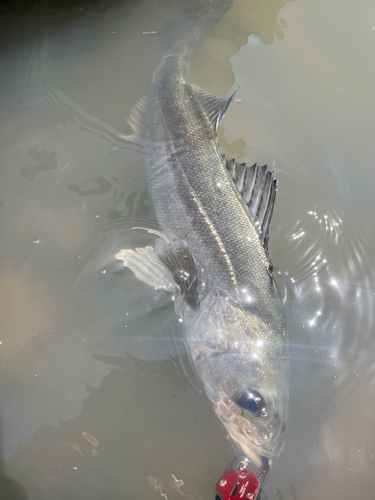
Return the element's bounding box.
[158,240,200,310]
[116,239,200,310]
[116,246,176,292]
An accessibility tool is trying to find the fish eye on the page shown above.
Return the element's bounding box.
[236,389,267,418]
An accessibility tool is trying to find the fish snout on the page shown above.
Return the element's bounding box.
[262,412,286,456]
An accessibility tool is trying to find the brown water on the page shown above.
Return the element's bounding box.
[1,0,375,499]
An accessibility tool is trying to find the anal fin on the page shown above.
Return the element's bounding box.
[118,95,147,145]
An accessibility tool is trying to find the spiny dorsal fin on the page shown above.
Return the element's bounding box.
[187,84,236,132]
[158,240,199,310]
[226,158,277,252]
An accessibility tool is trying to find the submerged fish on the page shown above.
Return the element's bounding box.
[117,0,288,471]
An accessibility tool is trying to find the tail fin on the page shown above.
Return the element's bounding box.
[194,0,233,28]
[162,0,233,50]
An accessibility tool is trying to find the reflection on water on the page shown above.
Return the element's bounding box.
[4,355,224,499]
[0,0,375,498]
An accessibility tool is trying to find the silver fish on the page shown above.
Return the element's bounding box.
[117,0,288,470]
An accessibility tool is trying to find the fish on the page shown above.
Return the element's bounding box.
[117,0,288,472]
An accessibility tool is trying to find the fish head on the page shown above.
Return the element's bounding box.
[185,290,288,467]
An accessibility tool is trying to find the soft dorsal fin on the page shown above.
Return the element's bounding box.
[226,158,277,252]
[158,240,199,310]
[187,84,236,132]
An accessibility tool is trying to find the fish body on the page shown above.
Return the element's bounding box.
[122,0,288,468]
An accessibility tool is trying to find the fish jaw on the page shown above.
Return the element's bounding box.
[214,396,286,467]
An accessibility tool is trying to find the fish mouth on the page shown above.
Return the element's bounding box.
[225,421,282,460]
[215,402,285,466]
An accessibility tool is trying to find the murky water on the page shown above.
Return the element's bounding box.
[1,0,375,499]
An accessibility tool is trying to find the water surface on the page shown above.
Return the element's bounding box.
[0,0,375,499]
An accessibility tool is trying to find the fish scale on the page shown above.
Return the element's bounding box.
[145,34,284,332]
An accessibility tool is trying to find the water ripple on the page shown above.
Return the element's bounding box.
[276,202,375,382]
